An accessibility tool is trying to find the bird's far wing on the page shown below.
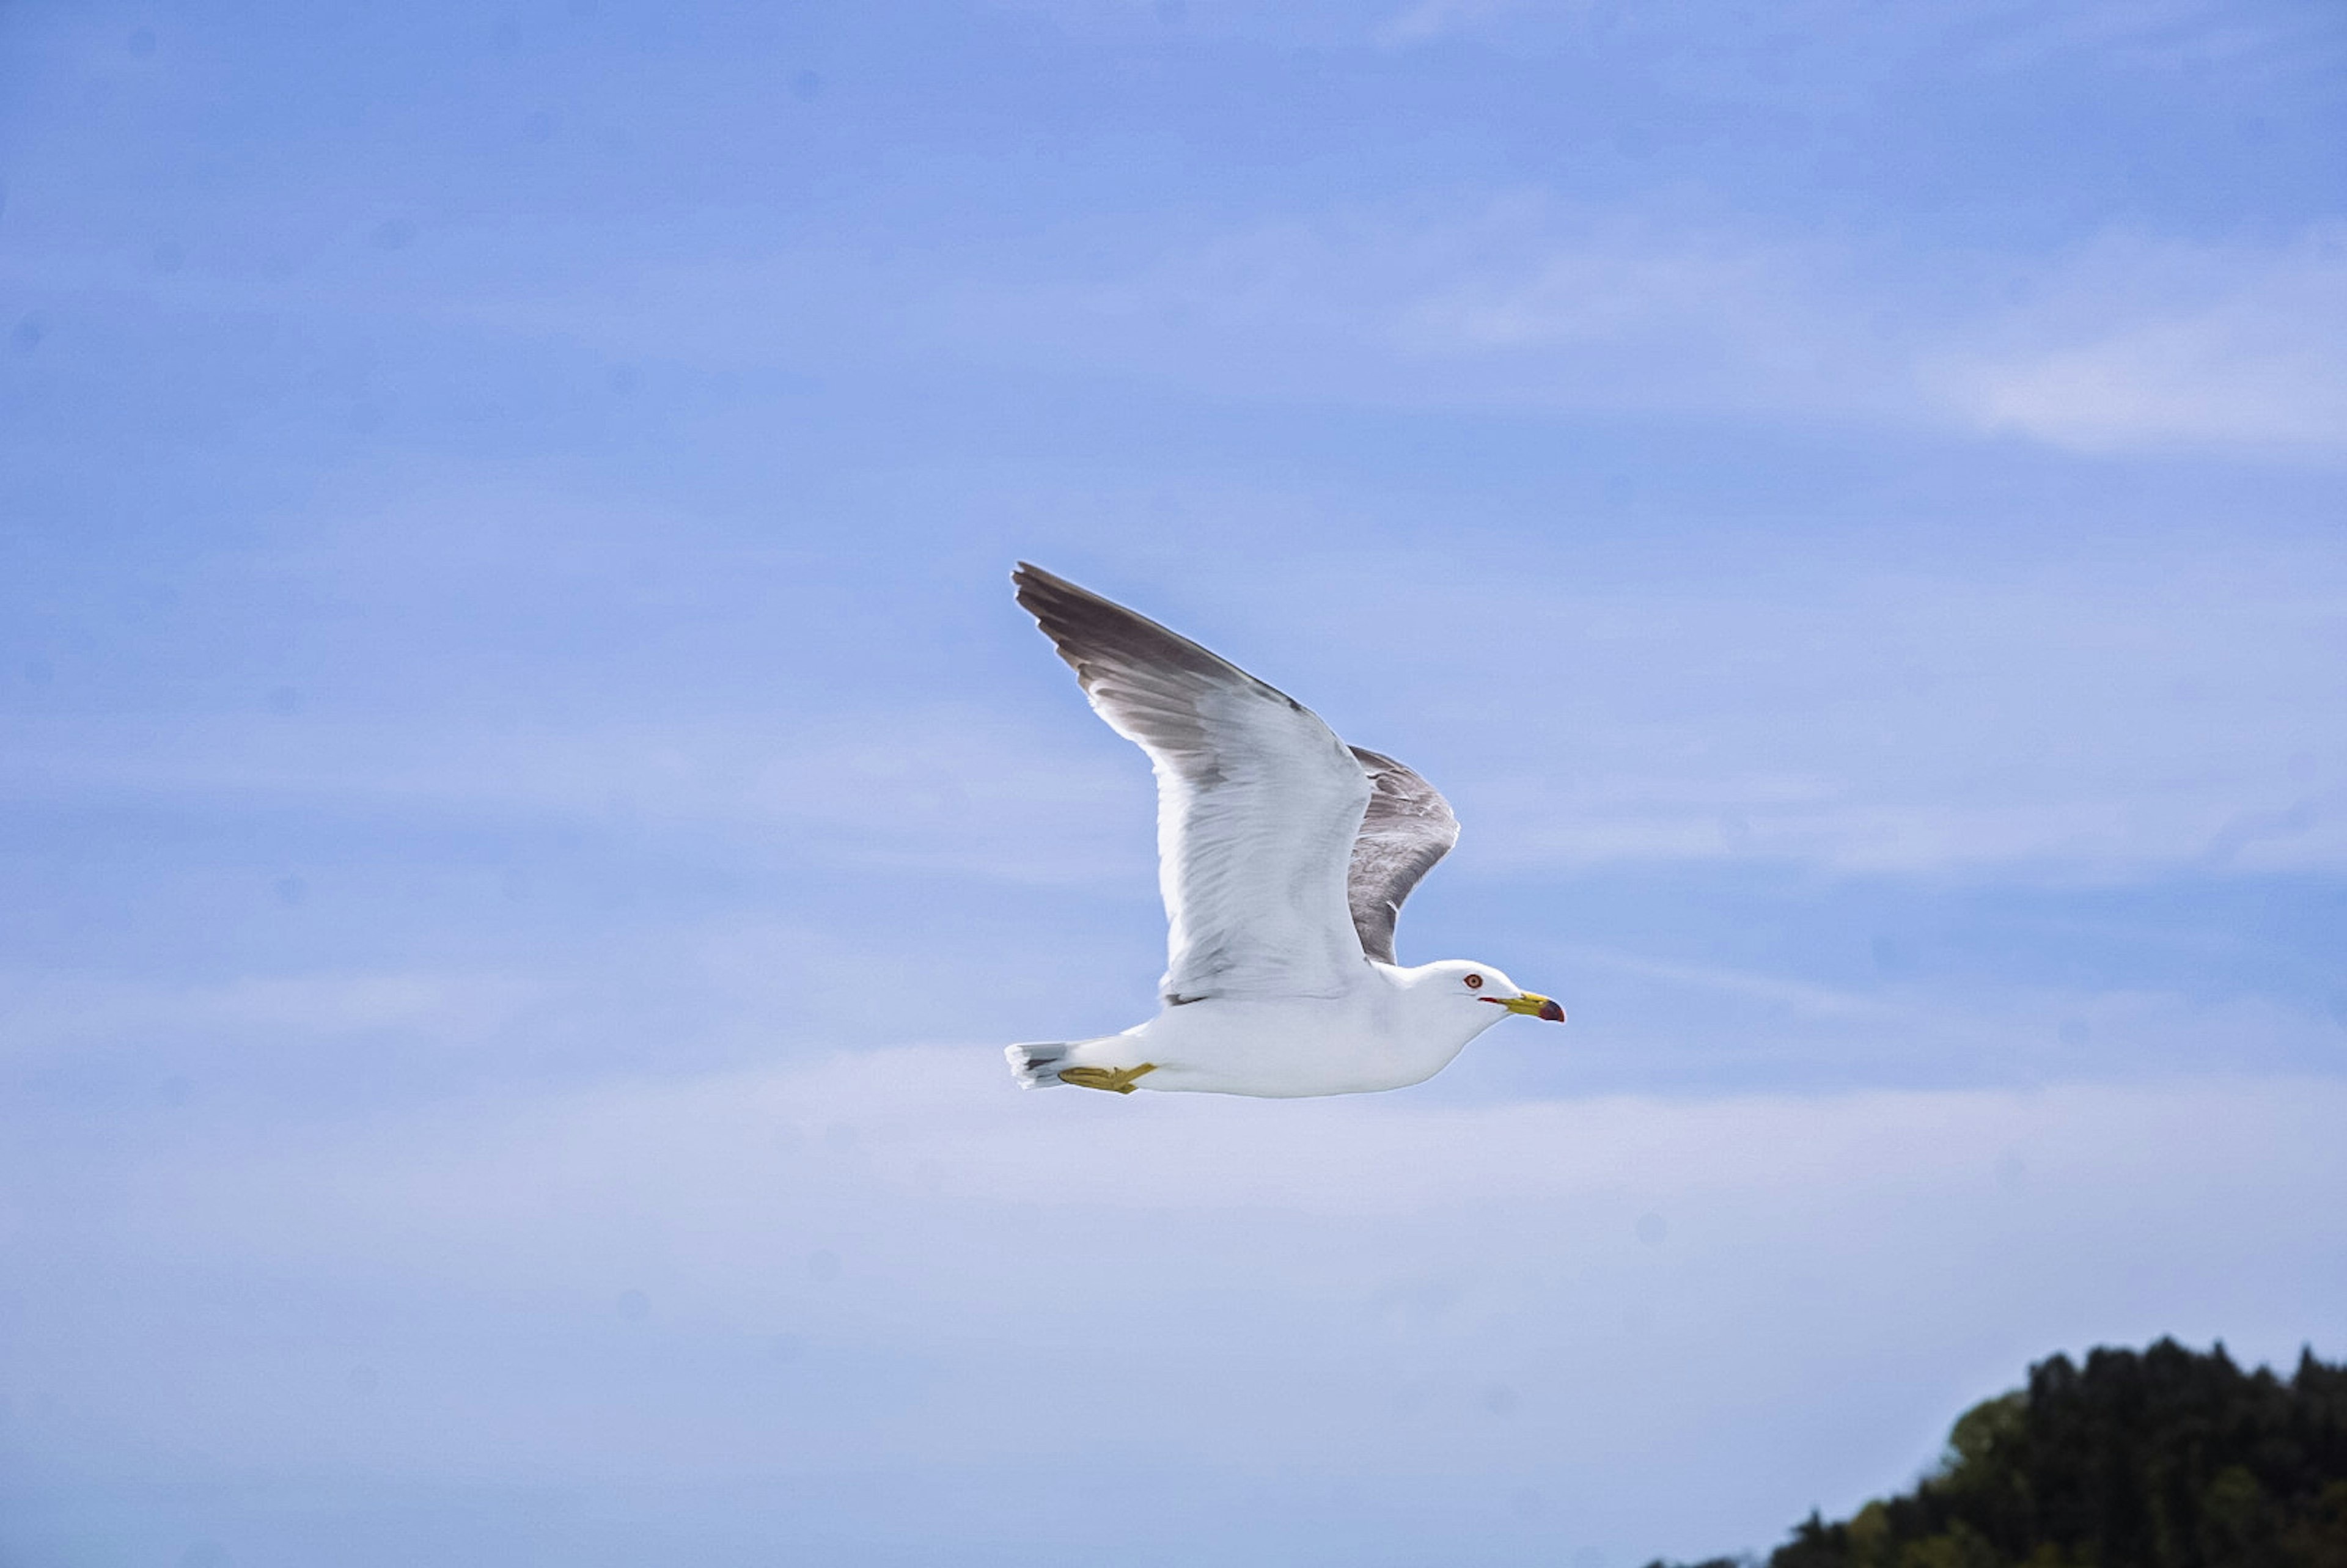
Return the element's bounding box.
[1343,748,1461,965]
[1013,563,1372,1002]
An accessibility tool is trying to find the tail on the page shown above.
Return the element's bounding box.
[1005,1040,1095,1090]
[1005,1041,1073,1089]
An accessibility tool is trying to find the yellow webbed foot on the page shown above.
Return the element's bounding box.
[1056,1063,1158,1095]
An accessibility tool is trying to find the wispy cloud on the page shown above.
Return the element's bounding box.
[996,196,1898,420]
[956,199,2347,459]
[0,969,539,1063]
[1373,0,1524,48]
[1931,225,2347,455]
[77,175,2341,464]
[10,1049,2343,1559]
[10,481,2343,884]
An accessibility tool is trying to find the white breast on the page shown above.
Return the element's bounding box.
[1063,967,1505,1098]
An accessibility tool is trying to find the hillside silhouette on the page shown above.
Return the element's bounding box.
[1649,1338,2347,1568]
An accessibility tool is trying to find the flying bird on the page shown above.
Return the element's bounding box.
[1007,563,1563,1099]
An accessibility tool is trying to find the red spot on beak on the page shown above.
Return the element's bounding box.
[1538,998,1565,1022]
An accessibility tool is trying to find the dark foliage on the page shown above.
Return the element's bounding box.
[1653,1339,2347,1568]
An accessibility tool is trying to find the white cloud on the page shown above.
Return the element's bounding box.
[972,0,2319,74]
[933,198,2347,461]
[0,969,539,1063]
[1931,226,2347,455]
[10,1048,2344,1558]
[1008,199,2347,460]
[81,172,2337,463]
[10,491,2343,883]
[992,196,1906,422]
[1292,540,2347,878]
[0,699,1146,885]
[1373,0,1523,48]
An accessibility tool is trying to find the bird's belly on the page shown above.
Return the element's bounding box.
[1126,999,1464,1098]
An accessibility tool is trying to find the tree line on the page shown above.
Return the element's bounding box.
[1646,1338,2347,1568]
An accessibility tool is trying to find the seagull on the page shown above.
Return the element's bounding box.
[1006,563,1563,1099]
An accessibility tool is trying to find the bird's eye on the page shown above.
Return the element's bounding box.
[1464,973,1483,989]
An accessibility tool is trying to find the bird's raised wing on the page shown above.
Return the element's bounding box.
[1344,747,1460,965]
[1014,563,1372,1002]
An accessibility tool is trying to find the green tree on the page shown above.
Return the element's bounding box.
[1648,1340,2347,1568]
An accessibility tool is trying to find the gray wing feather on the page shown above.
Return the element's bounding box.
[1345,747,1460,965]
[1013,563,1373,1001]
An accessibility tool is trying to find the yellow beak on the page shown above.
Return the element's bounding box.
[1496,992,1566,1022]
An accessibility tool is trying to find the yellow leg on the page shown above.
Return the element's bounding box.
[1056,1063,1159,1095]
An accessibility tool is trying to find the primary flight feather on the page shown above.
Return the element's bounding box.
[1006,564,1563,1099]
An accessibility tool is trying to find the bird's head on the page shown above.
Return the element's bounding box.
[1416,959,1566,1024]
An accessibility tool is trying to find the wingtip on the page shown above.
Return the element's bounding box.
[1008,562,1258,687]
[1011,562,1100,624]
[1010,560,1067,606]
[1010,563,1047,606]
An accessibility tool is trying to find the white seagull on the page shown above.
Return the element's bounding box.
[1006,563,1564,1099]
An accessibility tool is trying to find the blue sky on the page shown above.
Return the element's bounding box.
[3,1,2345,1564]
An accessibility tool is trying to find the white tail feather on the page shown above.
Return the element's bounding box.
[1005,1041,1074,1089]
